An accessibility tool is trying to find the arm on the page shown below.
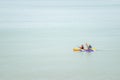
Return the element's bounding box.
[86,43,89,49]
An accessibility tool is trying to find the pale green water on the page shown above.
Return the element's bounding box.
[0,0,120,80]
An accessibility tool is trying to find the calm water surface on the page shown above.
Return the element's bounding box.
[0,0,120,80]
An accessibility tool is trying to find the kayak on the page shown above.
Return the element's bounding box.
[73,47,81,51]
[81,49,94,52]
[73,48,96,52]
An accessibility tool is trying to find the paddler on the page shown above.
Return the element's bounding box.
[80,44,84,50]
[86,43,92,50]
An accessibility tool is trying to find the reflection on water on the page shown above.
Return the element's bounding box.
[73,51,94,56]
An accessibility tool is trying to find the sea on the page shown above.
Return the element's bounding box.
[0,0,120,80]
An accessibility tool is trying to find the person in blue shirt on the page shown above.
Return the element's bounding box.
[86,43,92,50]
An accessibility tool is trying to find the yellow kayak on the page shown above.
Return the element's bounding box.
[73,47,96,51]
